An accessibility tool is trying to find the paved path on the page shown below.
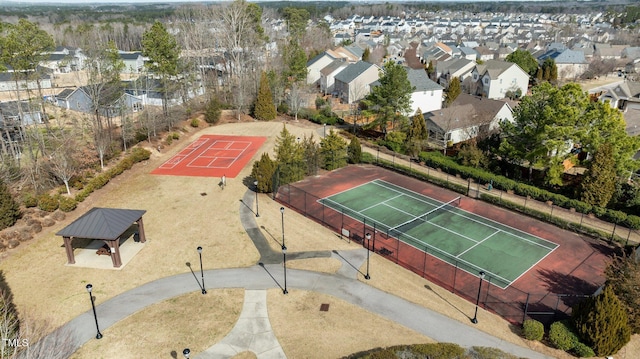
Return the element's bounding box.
[55,189,552,359]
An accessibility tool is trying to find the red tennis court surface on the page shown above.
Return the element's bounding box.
[151,135,266,178]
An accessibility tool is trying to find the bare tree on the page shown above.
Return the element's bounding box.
[287,83,308,121]
[46,130,80,196]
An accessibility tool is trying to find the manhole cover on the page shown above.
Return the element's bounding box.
[320,303,330,312]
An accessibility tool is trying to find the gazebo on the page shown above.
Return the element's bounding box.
[56,207,147,268]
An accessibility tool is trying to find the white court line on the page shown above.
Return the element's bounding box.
[184,140,252,169]
[456,230,500,258]
[158,138,209,169]
[374,179,557,251]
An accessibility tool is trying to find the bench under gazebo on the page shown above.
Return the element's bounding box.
[56,207,147,268]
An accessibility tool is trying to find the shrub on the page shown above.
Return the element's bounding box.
[190,119,199,128]
[37,193,59,212]
[549,320,579,351]
[171,132,180,140]
[572,286,631,356]
[204,97,222,124]
[58,196,77,212]
[413,343,465,358]
[21,193,38,208]
[469,346,519,359]
[522,319,544,341]
[0,180,21,230]
[573,342,595,358]
[165,136,173,145]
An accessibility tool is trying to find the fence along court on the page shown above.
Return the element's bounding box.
[277,174,596,325]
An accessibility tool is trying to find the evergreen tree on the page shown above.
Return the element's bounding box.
[300,135,321,176]
[536,67,543,84]
[406,109,428,157]
[0,180,20,231]
[365,61,414,137]
[204,96,222,124]
[362,48,371,63]
[273,125,305,185]
[142,21,180,118]
[320,130,348,170]
[605,250,640,334]
[426,60,435,79]
[445,77,461,106]
[581,143,617,207]
[283,39,307,85]
[254,72,276,121]
[505,49,538,76]
[250,153,276,193]
[572,286,631,356]
[347,137,362,164]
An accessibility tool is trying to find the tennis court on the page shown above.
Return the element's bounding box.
[320,179,558,289]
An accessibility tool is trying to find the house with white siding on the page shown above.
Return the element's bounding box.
[471,60,529,99]
[406,68,444,116]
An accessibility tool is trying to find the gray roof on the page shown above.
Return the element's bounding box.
[56,207,146,240]
[119,52,143,60]
[334,61,376,84]
[425,94,510,131]
[406,68,443,92]
[320,59,348,76]
[57,88,75,99]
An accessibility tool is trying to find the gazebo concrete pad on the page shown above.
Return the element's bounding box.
[65,239,146,270]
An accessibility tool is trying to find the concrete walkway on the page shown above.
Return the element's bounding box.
[55,189,552,359]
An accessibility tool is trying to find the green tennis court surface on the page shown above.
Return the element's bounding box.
[320,180,558,289]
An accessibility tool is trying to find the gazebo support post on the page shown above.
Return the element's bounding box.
[107,240,122,268]
[136,218,146,243]
[63,236,75,264]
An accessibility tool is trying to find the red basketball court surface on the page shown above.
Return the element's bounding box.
[151,135,266,178]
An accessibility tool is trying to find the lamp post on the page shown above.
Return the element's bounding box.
[85,284,103,339]
[364,233,371,280]
[282,247,288,294]
[182,348,190,358]
[197,246,206,294]
[471,271,485,324]
[280,207,286,250]
[254,180,260,217]
[323,123,327,137]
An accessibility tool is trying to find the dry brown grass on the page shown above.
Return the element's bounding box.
[0,117,638,358]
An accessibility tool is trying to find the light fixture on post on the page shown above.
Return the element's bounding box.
[197,246,206,294]
[85,284,103,339]
[280,207,286,250]
[182,348,190,358]
[282,247,288,294]
[471,271,485,324]
[254,180,260,217]
[364,232,371,280]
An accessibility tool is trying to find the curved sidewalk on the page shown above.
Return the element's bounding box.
[55,189,551,359]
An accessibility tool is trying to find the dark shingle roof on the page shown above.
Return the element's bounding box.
[334,61,376,84]
[56,207,146,240]
[406,68,443,92]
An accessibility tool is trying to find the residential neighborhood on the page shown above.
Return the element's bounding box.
[1,2,640,358]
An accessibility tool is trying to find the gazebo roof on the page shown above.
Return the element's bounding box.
[56,207,146,240]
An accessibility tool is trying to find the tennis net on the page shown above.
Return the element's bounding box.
[388,196,461,236]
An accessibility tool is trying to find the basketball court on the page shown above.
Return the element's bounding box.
[151,135,266,178]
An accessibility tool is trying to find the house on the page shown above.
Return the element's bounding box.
[424,94,514,147]
[471,60,529,100]
[599,81,640,112]
[307,52,337,86]
[333,61,380,104]
[0,100,45,126]
[436,58,476,89]
[56,85,144,115]
[119,52,145,74]
[406,68,444,115]
[331,46,361,63]
[41,46,86,72]
[319,59,349,95]
[0,69,53,92]
[594,43,626,60]
[124,75,204,107]
[537,48,589,80]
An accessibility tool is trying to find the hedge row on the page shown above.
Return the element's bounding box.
[74,147,151,204]
[418,151,640,232]
[522,319,595,358]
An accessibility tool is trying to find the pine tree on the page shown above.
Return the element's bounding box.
[572,285,631,356]
[406,109,429,157]
[347,136,362,164]
[300,135,321,176]
[426,60,435,79]
[320,129,348,170]
[605,250,640,334]
[274,125,305,184]
[254,72,276,121]
[362,47,371,62]
[250,153,276,193]
[580,143,617,207]
[445,77,461,106]
[0,180,20,231]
